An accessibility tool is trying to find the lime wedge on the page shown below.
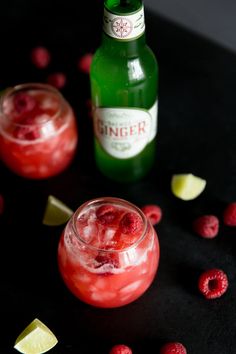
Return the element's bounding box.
[0,88,6,96]
[171,173,206,200]
[42,195,73,226]
[14,318,58,354]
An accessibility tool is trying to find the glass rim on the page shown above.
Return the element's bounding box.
[71,196,149,253]
[0,82,65,128]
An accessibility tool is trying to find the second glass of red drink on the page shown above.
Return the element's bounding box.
[0,83,78,179]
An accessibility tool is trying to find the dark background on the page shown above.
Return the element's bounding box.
[145,0,236,53]
[0,1,236,353]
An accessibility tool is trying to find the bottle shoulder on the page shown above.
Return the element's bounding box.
[91,44,158,92]
[92,42,158,67]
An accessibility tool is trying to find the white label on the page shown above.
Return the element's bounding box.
[103,6,145,40]
[94,101,158,159]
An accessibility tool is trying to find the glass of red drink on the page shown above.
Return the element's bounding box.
[58,197,160,308]
[0,83,78,179]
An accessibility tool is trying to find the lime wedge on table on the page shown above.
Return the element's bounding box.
[42,195,74,226]
[171,173,206,200]
[14,318,58,354]
[0,88,6,95]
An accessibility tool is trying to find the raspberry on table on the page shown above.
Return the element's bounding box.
[31,46,51,69]
[198,268,228,299]
[160,342,187,354]
[223,202,236,226]
[120,212,142,234]
[141,204,162,225]
[109,344,132,354]
[192,215,219,239]
[47,72,67,89]
[78,53,93,74]
[96,204,117,224]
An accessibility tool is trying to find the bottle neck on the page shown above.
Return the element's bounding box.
[102,0,146,50]
[105,0,143,14]
[101,33,146,58]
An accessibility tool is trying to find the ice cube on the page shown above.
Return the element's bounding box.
[82,225,95,243]
[87,208,97,223]
[65,138,77,152]
[72,272,91,284]
[2,96,14,116]
[94,277,107,289]
[119,280,142,295]
[40,120,56,136]
[40,95,59,111]
[91,290,116,302]
[102,228,116,246]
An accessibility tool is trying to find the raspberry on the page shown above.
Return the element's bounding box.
[47,72,67,89]
[198,268,228,299]
[96,204,117,224]
[109,344,132,354]
[31,46,51,69]
[13,115,41,140]
[223,202,236,226]
[95,253,119,275]
[160,342,187,354]
[192,215,219,239]
[120,212,142,234]
[13,93,36,114]
[141,204,162,225]
[14,125,40,140]
[0,194,4,215]
[78,53,93,74]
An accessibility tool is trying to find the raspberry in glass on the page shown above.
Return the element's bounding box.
[13,93,36,114]
[96,204,117,224]
[109,344,132,354]
[192,215,219,238]
[198,269,228,299]
[141,204,162,225]
[31,46,51,69]
[47,72,67,89]
[120,212,143,234]
[78,53,93,73]
[223,202,236,226]
[14,120,40,141]
[95,252,119,270]
[160,342,187,354]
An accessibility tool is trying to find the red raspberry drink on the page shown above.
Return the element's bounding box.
[0,83,78,179]
[58,197,160,308]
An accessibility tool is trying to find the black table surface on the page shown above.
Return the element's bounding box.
[0,1,236,353]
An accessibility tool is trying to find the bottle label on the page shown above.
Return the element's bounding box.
[94,101,158,159]
[103,6,145,40]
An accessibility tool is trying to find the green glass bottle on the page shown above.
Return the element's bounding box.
[90,0,158,183]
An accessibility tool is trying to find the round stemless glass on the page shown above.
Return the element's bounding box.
[58,197,160,308]
[0,83,78,179]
